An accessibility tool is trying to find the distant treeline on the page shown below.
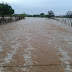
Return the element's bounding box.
[26,11,72,18]
[25,11,55,18]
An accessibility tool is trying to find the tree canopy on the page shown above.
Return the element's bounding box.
[66,11,72,18]
[0,3,14,18]
[48,11,55,18]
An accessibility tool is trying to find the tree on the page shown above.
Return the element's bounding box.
[66,11,72,18]
[40,13,45,15]
[0,3,14,19]
[48,11,55,18]
[40,13,45,17]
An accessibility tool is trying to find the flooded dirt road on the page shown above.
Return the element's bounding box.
[0,17,72,72]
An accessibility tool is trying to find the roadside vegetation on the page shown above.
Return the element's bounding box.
[0,3,14,18]
[0,3,25,24]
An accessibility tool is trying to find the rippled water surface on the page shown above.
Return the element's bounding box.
[0,17,72,72]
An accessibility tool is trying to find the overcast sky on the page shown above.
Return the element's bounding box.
[0,0,72,15]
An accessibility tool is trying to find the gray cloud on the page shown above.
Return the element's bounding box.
[0,0,72,15]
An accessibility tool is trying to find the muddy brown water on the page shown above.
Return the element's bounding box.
[0,17,72,72]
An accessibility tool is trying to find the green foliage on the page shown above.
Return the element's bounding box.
[25,11,55,18]
[14,13,25,20]
[66,11,72,18]
[0,3,14,18]
[18,13,25,19]
[40,13,44,15]
[48,11,55,18]
[33,15,40,17]
[40,13,45,17]
[32,13,46,17]
[25,14,33,17]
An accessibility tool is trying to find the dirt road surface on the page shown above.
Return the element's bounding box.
[0,17,72,72]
